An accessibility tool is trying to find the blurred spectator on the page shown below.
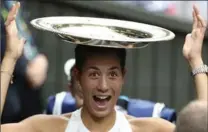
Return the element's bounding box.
[175,100,207,132]
[115,1,207,21]
[115,1,176,15]
[1,1,48,123]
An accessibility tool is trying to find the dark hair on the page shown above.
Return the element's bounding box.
[75,43,126,72]
[69,64,75,78]
[69,64,76,88]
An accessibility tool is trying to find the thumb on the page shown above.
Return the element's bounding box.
[183,34,192,51]
[185,33,192,41]
[20,38,26,46]
[184,34,192,46]
[19,38,26,52]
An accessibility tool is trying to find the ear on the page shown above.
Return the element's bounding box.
[73,67,81,82]
[122,68,127,78]
[67,82,72,92]
[122,68,127,84]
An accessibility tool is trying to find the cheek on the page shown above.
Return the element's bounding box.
[110,78,123,94]
[80,75,97,93]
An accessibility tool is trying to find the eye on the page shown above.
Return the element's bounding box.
[109,71,118,78]
[89,72,99,79]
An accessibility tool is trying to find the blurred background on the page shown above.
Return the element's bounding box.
[22,0,208,111]
[1,0,208,120]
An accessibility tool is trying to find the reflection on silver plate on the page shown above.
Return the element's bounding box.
[30,16,175,48]
[57,34,149,49]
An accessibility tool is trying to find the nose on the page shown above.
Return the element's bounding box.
[98,76,109,93]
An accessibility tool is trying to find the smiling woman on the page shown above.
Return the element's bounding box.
[66,44,131,131]
[74,44,126,118]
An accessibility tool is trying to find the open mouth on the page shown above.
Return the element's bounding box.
[93,95,112,109]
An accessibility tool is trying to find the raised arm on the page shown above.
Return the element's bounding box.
[182,5,208,101]
[0,2,65,132]
[0,2,34,132]
[0,2,25,114]
[1,116,37,132]
[1,3,40,131]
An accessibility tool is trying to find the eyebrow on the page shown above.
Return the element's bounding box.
[87,66,99,70]
[108,66,120,70]
[86,66,120,70]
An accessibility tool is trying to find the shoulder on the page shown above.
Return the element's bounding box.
[24,114,69,132]
[126,115,175,132]
[62,112,72,118]
[24,114,68,122]
[148,118,175,132]
[1,114,70,132]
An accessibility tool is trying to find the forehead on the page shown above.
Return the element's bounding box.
[83,54,121,70]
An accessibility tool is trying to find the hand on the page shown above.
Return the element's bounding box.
[26,54,48,88]
[4,2,25,60]
[182,5,207,69]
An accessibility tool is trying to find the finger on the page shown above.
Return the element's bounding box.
[197,15,207,34]
[5,2,20,26]
[193,4,200,15]
[8,3,18,18]
[192,10,198,29]
[20,38,26,49]
[186,33,192,41]
[191,28,200,39]
[15,2,21,15]
[183,34,192,49]
[196,14,207,28]
[21,38,27,45]
[193,4,201,27]
[12,2,20,17]
[18,38,27,57]
[5,4,16,26]
[4,17,16,27]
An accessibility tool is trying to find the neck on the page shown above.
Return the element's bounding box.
[81,106,116,132]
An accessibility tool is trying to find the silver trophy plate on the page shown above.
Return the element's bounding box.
[30,16,175,49]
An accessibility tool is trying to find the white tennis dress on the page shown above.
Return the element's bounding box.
[65,108,132,132]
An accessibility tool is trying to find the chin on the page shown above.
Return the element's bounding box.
[85,96,116,119]
[91,108,112,118]
[92,103,117,119]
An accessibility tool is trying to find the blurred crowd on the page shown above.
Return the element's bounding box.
[116,1,207,21]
